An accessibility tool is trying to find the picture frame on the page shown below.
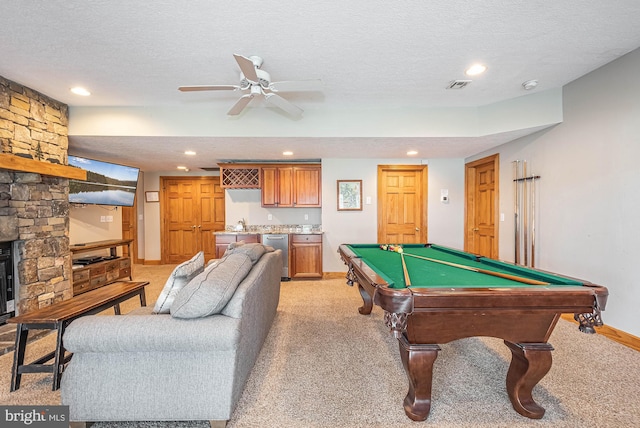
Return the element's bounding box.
[337,180,362,211]
[145,191,159,202]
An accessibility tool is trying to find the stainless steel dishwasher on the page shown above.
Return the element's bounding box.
[261,234,290,280]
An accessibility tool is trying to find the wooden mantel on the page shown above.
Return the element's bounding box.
[0,153,86,180]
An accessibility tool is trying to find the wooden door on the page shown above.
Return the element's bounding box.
[465,154,499,258]
[121,205,137,262]
[161,176,224,264]
[196,179,222,262]
[377,165,428,244]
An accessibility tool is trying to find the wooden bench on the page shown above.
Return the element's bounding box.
[8,280,148,391]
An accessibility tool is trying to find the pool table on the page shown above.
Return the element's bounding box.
[338,243,608,422]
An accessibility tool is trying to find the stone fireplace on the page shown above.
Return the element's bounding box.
[0,75,73,318]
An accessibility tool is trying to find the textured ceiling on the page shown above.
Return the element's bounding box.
[1,1,640,170]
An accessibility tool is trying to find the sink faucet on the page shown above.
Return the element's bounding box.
[237,218,246,232]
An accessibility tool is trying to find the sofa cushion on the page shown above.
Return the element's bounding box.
[223,242,269,264]
[170,252,253,319]
[153,251,205,314]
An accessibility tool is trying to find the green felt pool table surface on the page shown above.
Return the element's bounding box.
[344,243,583,289]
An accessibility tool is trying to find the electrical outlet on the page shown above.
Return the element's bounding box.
[106,215,113,222]
[304,214,308,220]
[268,214,273,221]
[100,216,106,222]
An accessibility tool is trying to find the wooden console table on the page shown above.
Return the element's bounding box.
[8,280,148,391]
[70,239,133,296]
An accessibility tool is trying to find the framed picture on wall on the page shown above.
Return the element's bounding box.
[337,180,362,211]
[145,191,159,202]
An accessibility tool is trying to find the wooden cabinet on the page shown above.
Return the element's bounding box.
[261,165,321,208]
[70,239,133,296]
[214,233,260,259]
[219,164,261,189]
[290,234,323,279]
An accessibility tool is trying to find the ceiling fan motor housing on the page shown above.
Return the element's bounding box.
[240,68,271,88]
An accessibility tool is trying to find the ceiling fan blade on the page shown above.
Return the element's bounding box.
[178,85,240,92]
[233,54,260,83]
[227,94,254,116]
[269,79,323,92]
[264,93,303,119]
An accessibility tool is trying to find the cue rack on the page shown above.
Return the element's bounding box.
[513,160,540,267]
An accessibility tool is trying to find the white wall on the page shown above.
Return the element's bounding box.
[321,158,465,273]
[467,48,640,336]
[69,204,122,245]
[225,189,321,227]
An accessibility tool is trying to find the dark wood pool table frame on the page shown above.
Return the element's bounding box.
[338,243,608,422]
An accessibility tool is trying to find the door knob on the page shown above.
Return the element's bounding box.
[415,227,420,231]
[473,228,479,232]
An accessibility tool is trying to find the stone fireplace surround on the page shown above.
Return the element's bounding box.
[1,75,73,316]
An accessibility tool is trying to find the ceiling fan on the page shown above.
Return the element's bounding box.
[178,54,322,119]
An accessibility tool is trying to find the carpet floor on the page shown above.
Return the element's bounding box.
[0,264,638,427]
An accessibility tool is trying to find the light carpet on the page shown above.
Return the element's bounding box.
[1,264,639,427]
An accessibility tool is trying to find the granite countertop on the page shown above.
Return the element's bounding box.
[213,230,323,235]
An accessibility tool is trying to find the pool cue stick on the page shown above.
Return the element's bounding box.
[514,161,521,264]
[399,252,411,287]
[513,161,518,264]
[402,252,549,286]
[523,161,528,266]
[531,175,536,268]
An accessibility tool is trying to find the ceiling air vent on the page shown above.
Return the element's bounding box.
[446,80,472,89]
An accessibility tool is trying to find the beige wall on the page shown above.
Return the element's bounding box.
[468,48,640,336]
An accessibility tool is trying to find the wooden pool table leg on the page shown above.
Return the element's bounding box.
[398,335,441,421]
[356,282,373,315]
[504,341,554,419]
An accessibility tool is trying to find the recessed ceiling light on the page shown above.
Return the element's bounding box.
[465,64,487,76]
[70,87,91,96]
[283,151,293,156]
[407,150,418,156]
[177,166,188,170]
[184,150,196,155]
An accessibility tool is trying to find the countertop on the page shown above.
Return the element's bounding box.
[213,230,323,235]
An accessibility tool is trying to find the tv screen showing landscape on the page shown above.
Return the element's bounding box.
[68,156,140,207]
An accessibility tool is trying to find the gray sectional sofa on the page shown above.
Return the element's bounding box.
[61,245,283,427]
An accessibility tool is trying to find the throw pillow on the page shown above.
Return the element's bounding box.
[170,252,253,319]
[153,251,205,314]
[223,242,268,264]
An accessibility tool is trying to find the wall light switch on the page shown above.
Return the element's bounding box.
[268,214,273,221]
[500,213,505,222]
[100,216,106,222]
[365,196,372,205]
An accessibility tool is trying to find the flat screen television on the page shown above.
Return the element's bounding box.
[68,156,140,207]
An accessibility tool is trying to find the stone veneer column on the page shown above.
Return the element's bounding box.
[0,75,73,314]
